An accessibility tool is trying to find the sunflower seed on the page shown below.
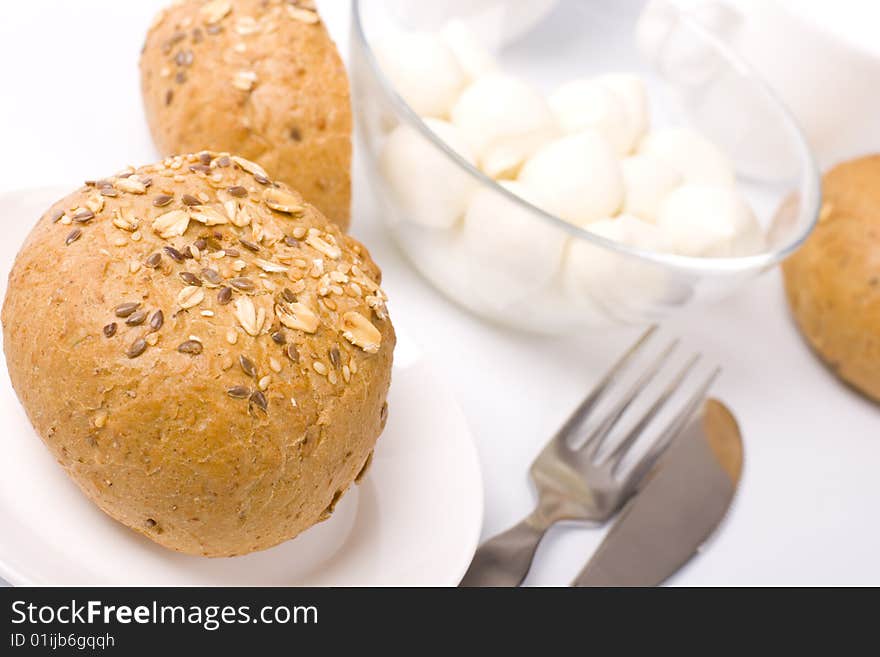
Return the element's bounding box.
[125,310,147,326]
[229,277,255,292]
[179,271,202,286]
[65,228,82,245]
[239,238,260,252]
[281,288,297,303]
[200,268,222,286]
[217,286,233,305]
[182,194,202,207]
[227,185,248,198]
[50,209,64,223]
[283,235,300,248]
[216,156,231,168]
[270,329,286,345]
[145,252,162,268]
[164,245,185,262]
[249,390,268,412]
[103,322,117,338]
[177,339,203,354]
[127,338,148,358]
[254,173,270,185]
[149,309,164,331]
[329,347,341,368]
[239,354,257,378]
[114,302,140,318]
[285,343,300,363]
[153,194,174,207]
[227,385,250,399]
[73,209,95,223]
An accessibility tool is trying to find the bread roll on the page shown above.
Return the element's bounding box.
[1,152,394,556]
[782,155,880,403]
[140,0,352,229]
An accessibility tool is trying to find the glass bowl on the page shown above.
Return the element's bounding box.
[350,0,820,333]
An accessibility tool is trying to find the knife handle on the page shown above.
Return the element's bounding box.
[459,512,550,587]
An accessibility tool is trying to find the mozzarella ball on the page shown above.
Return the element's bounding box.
[441,20,497,82]
[548,80,633,155]
[639,127,735,187]
[564,215,673,323]
[621,154,682,223]
[518,131,624,226]
[595,73,650,148]
[380,119,476,229]
[451,74,558,178]
[462,181,566,300]
[374,32,466,118]
[656,184,765,257]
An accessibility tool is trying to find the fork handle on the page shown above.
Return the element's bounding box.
[459,512,550,587]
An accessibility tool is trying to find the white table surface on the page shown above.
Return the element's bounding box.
[1,0,878,586]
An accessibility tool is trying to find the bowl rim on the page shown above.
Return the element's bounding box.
[350,0,821,276]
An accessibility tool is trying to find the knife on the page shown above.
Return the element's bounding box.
[572,398,743,587]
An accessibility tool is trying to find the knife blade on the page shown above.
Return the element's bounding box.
[572,398,744,587]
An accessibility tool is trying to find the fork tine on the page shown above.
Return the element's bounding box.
[604,353,702,474]
[580,339,679,458]
[553,325,657,446]
[621,366,721,495]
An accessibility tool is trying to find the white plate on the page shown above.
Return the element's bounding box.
[0,187,483,586]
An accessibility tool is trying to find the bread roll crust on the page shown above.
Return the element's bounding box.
[140,0,352,229]
[2,152,393,556]
[782,155,880,403]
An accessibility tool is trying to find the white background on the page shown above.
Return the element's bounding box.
[1,0,879,585]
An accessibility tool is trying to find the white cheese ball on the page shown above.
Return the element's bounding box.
[595,73,650,148]
[518,131,624,226]
[639,127,735,187]
[462,181,566,300]
[563,214,673,323]
[548,80,633,156]
[656,184,765,257]
[621,154,683,223]
[440,20,497,82]
[380,118,476,229]
[374,32,466,118]
[451,74,558,179]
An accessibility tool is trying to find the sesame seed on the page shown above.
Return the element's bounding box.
[313,361,327,375]
[258,375,271,391]
[226,329,238,345]
[269,357,282,373]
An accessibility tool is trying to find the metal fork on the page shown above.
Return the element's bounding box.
[459,327,720,587]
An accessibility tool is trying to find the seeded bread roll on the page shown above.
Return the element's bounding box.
[1,152,393,557]
[782,155,880,403]
[140,0,352,229]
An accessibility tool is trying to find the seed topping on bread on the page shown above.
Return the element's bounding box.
[52,151,387,414]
